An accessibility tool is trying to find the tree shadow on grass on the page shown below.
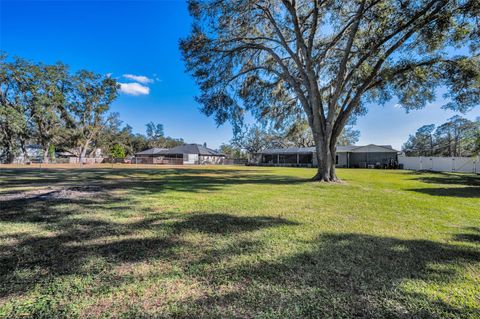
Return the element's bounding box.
[1,200,479,318]
[406,171,480,198]
[408,186,480,198]
[0,208,297,299]
[181,233,480,319]
[453,227,480,244]
[0,167,308,195]
[409,171,480,186]
[171,213,295,234]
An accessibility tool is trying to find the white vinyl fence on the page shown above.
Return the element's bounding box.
[398,155,478,173]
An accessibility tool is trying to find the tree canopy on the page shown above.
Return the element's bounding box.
[0,54,184,163]
[181,0,480,181]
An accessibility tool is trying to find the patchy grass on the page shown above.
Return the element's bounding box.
[0,166,478,318]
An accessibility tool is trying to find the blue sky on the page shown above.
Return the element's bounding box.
[1,0,478,150]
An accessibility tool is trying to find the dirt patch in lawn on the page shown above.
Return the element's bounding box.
[0,186,104,201]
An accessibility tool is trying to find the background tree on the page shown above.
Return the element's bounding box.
[70,70,118,161]
[163,137,185,148]
[233,121,361,154]
[474,125,480,155]
[219,143,246,159]
[181,0,480,181]
[95,112,126,154]
[284,121,315,147]
[474,117,480,156]
[48,144,56,162]
[145,122,184,149]
[1,54,191,163]
[402,124,436,156]
[435,116,478,156]
[0,56,32,162]
[110,144,126,159]
[29,63,71,162]
[232,125,286,153]
[337,127,361,147]
[402,117,479,156]
[146,122,165,147]
[286,120,360,147]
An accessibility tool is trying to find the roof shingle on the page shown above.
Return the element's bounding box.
[136,144,225,156]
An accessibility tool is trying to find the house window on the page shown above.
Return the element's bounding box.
[336,155,338,165]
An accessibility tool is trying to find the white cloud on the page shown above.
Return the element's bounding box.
[122,74,153,84]
[394,103,402,108]
[118,82,150,96]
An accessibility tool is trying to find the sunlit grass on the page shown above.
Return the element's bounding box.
[0,166,479,318]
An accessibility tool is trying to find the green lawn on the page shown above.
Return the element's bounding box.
[0,166,479,318]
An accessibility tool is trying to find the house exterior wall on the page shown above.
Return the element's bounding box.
[251,153,314,166]
[251,148,398,168]
[183,154,199,164]
[199,155,225,164]
[247,153,261,164]
[349,152,397,168]
[135,154,224,165]
[336,153,348,167]
[135,156,183,165]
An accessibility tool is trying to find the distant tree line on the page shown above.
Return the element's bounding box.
[402,116,480,157]
[0,54,183,163]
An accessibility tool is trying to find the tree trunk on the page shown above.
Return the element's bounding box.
[5,150,15,164]
[2,139,16,163]
[19,141,28,164]
[430,135,434,156]
[43,144,50,164]
[79,140,90,164]
[329,143,338,181]
[311,136,338,182]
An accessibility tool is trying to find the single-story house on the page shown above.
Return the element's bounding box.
[250,144,399,168]
[135,144,225,165]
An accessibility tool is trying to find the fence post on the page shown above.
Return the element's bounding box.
[452,158,455,172]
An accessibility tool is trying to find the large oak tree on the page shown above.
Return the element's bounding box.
[70,70,118,161]
[0,56,31,162]
[1,56,119,163]
[181,0,480,181]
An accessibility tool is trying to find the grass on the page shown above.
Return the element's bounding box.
[0,165,479,318]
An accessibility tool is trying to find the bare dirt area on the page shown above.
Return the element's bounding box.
[0,185,104,201]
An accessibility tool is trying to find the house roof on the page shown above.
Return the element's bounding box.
[158,144,224,156]
[349,144,397,153]
[135,148,167,156]
[256,147,316,154]
[137,144,225,157]
[256,144,398,154]
[337,145,359,152]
